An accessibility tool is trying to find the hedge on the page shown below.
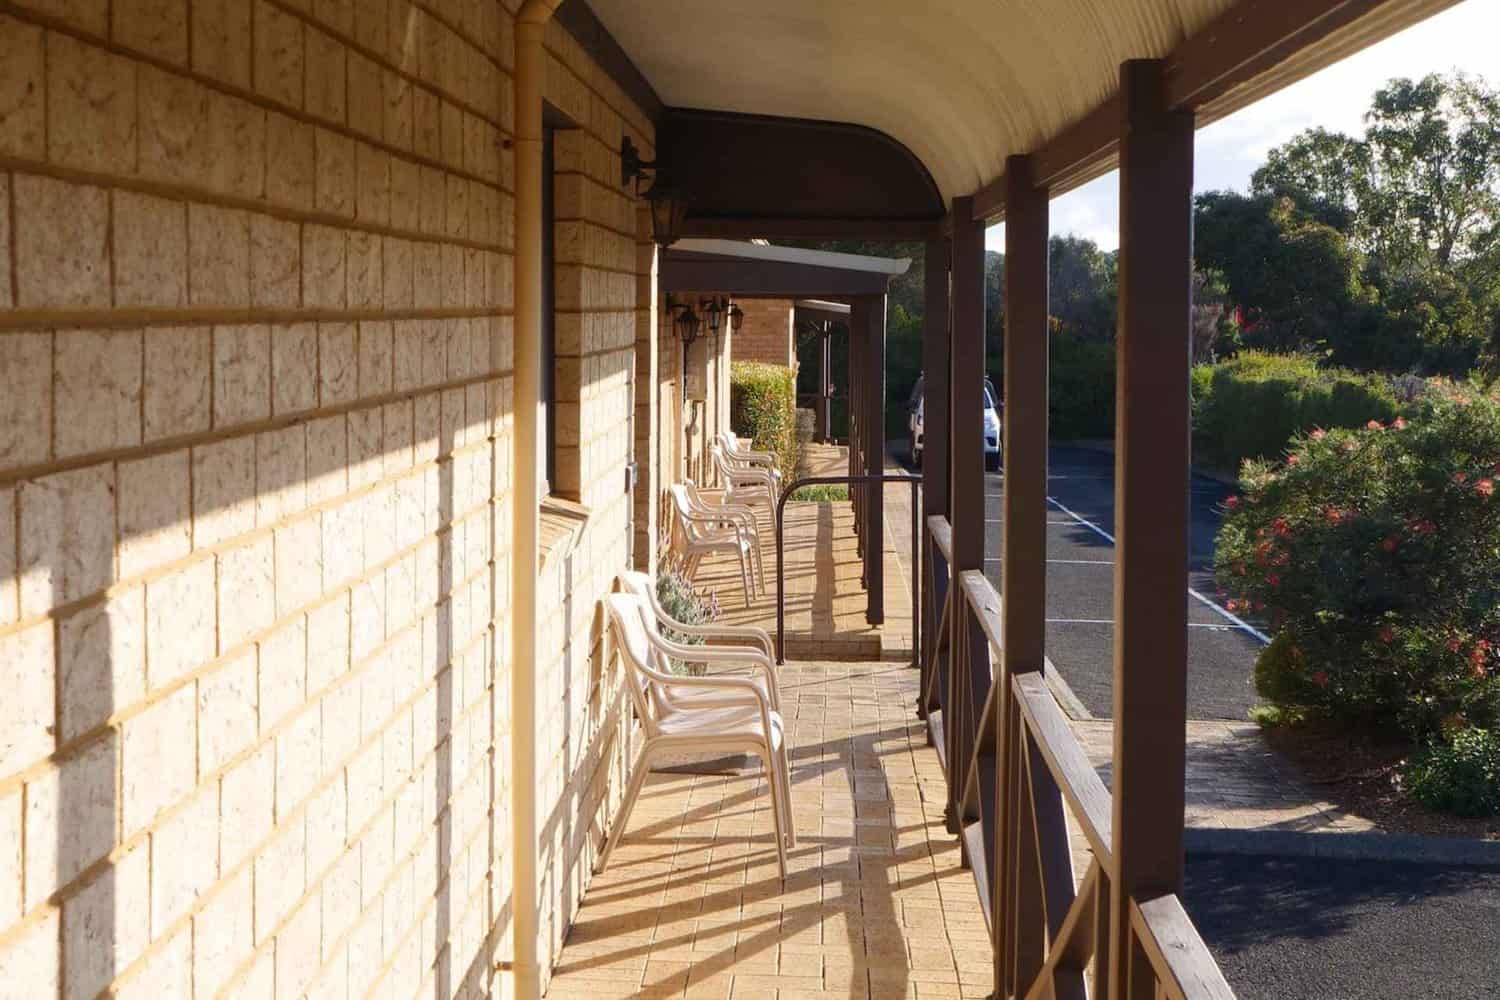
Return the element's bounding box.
[1192,351,1398,474]
[730,361,798,483]
[1049,334,1116,440]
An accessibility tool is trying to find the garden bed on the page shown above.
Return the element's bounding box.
[1264,721,1500,841]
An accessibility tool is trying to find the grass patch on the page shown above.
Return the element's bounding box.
[790,484,850,502]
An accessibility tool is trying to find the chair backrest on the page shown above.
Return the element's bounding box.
[668,484,703,542]
[603,593,673,735]
[616,570,677,674]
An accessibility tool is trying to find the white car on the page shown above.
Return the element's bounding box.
[908,375,1002,472]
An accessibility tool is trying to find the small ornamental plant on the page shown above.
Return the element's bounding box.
[654,570,721,676]
[1215,390,1500,742]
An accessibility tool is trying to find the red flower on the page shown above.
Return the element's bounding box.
[1453,471,1468,485]
[1310,428,1327,441]
[1225,599,1242,613]
[1378,626,1395,644]
[1272,517,1292,539]
[1477,479,1495,497]
[1392,417,1408,430]
[1287,453,1301,467]
[1471,660,1488,680]
[1381,536,1399,553]
[1252,600,1265,612]
[1365,419,1383,431]
[1324,507,1346,525]
[1447,637,1464,654]
[1225,495,1240,510]
[1266,573,1281,589]
[1312,671,1330,689]
[1468,648,1487,672]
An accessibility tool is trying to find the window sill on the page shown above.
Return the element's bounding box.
[539,495,591,571]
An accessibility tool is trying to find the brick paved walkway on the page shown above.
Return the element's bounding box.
[545,662,992,999]
[691,444,914,661]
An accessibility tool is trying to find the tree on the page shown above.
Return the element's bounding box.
[1254,74,1500,274]
[1194,191,1372,360]
[1047,236,1116,341]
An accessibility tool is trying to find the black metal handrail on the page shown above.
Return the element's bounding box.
[773,473,921,664]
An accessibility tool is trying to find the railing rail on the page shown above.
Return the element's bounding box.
[920,514,1233,1000]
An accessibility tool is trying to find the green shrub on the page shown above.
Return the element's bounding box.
[1049,333,1116,440]
[1216,389,1500,741]
[1403,728,1500,818]
[730,362,798,483]
[790,484,849,502]
[655,571,720,676]
[1192,352,1398,473]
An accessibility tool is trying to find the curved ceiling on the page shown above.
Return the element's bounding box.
[587,0,1235,205]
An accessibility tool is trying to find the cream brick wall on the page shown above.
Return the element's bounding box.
[730,298,796,369]
[0,1,653,996]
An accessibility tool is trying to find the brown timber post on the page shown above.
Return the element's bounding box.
[852,295,887,624]
[1109,59,1195,999]
[852,319,864,554]
[921,238,951,683]
[818,323,833,443]
[997,153,1050,994]
[949,196,986,836]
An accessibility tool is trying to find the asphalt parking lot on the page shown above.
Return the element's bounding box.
[1186,854,1500,999]
[904,442,1263,720]
[983,445,1264,720]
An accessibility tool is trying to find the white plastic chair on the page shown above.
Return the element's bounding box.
[720,430,779,475]
[597,592,793,878]
[711,442,778,511]
[670,483,756,606]
[682,479,765,593]
[614,569,781,711]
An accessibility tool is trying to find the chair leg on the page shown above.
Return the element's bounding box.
[761,747,788,880]
[596,744,655,874]
[738,549,753,608]
[777,741,797,848]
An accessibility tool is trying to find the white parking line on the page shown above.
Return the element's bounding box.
[1045,496,1271,645]
[1047,618,1250,631]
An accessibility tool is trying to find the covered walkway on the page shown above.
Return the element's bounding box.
[546,661,991,1000]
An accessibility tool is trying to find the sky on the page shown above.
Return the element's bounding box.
[984,0,1500,253]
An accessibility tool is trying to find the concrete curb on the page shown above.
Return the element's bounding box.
[1186,827,1500,868]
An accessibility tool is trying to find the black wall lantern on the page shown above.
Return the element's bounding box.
[622,136,688,248]
[698,296,744,337]
[669,296,701,348]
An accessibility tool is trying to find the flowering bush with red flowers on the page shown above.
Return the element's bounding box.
[1215,390,1500,741]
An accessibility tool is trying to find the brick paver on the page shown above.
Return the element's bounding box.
[544,662,992,999]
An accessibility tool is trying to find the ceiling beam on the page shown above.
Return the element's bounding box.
[679,217,940,242]
[554,0,665,126]
[970,0,1457,222]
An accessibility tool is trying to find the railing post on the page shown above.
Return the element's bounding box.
[997,154,1050,995]
[1109,59,1195,999]
[949,196,987,837]
[854,294,887,625]
[921,237,951,694]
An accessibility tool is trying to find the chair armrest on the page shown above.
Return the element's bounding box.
[650,641,781,714]
[661,619,774,659]
[641,632,776,723]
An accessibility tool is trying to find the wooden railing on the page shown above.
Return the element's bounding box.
[920,515,1234,999]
